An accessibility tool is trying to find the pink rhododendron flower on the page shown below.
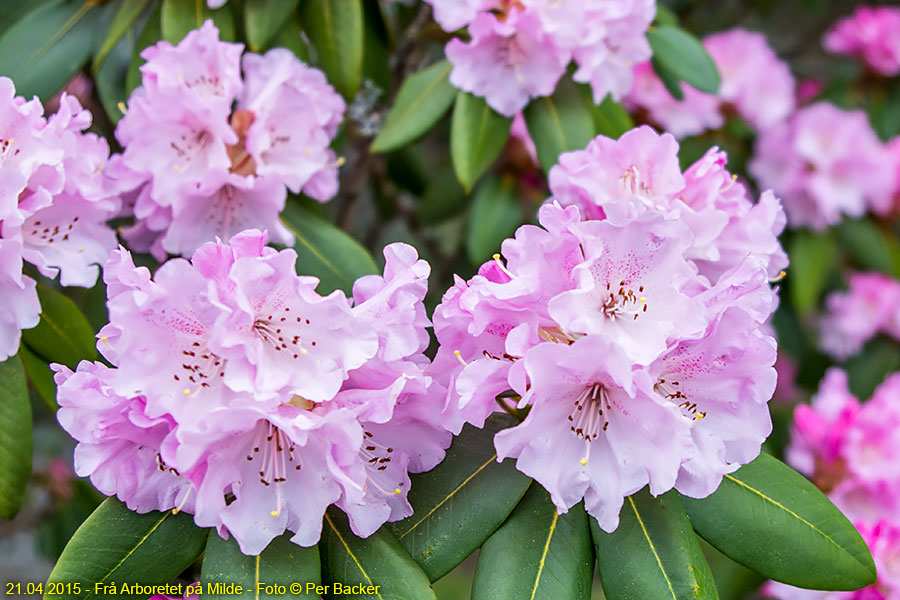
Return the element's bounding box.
[819,272,900,360]
[750,103,894,230]
[824,5,900,77]
[113,21,345,258]
[55,231,449,555]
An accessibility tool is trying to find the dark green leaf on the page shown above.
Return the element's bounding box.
[45,498,209,600]
[300,0,363,100]
[126,4,161,94]
[837,218,896,275]
[648,25,720,94]
[466,174,521,264]
[201,532,320,599]
[593,489,718,600]
[592,95,634,140]
[653,5,679,27]
[651,56,685,101]
[450,92,512,192]
[19,344,57,412]
[0,0,101,101]
[22,283,97,370]
[524,79,596,172]
[0,354,31,519]
[845,337,900,400]
[161,0,235,44]
[788,229,837,312]
[94,0,155,72]
[280,200,378,295]
[682,453,876,590]
[472,486,593,600]
[371,60,456,154]
[270,15,309,62]
[0,0,61,37]
[415,166,468,225]
[96,6,144,125]
[244,0,300,52]
[390,414,531,581]
[321,509,437,600]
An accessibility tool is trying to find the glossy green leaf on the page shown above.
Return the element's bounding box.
[415,166,468,225]
[19,344,57,412]
[0,0,100,101]
[321,509,437,600]
[0,0,61,37]
[524,79,596,172]
[45,498,209,600]
[788,229,837,312]
[390,414,531,581]
[0,354,31,520]
[466,174,521,264]
[94,0,155,72]
[96,4,144,125]
[593,489,718,600]
[300,0,363,100]
[281,200,378,295]
[270,15,309,62]
[648,25,720,94]
[651,56,685,101]
[371,60,456,153]
[244,0,300,52]
[201,532,320,599]
[592,95,634,140]
[450,92,512,192]
[126,4,161,94]
[472,486,593,600]
[22,283,97,370]
[161,0,235,44]
[682,453,876,590]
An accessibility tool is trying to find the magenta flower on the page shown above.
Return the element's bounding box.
[820,272,900,360]
[824,5,900,77]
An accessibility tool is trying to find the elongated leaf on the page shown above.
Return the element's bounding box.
[682,453,876,590]
[524,79,596,172]
[450,92,512,192]
[201,532,320,599]
[19,344,57,412]
[466,174,521,264]
[371,61,456,153]
[593,489,718,600]
[22,284,97,369]
[416,166,468,225]
[161,0,235,44]
[592,95,634,140]
[846,337,900,399]
[390,414,531,581]
[472,487,593,600]
[300,0,363,100]
[245,0,300,52]
[271,15,309,62]
[0,354,31,520]
[126,4,162,94]
[94,0,155,72]
[648,25,720,94]
[651,56,685,101]
[280,200,378,295]
[0,0,100,101]
[837,218,896,275]
[45,498,208,600]
[321,509,436,600]
[788,229,837,313]
[0,0,61,37]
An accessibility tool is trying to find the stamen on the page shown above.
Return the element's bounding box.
[769,270,787,283]
[491,253,515,279]
[454,350,468,366]
[171,484,194,515]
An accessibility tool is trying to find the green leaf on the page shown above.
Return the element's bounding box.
[161,0,235,44]
[681,453,876,590]
[0,354,31,520]
[280,200,378,295]
[648,25,720,94]
[96,4,146,125]
[837,217,897,275]
[653,4,679,27]
[592,95,634,140]
[524,79,596,172]
[244,0,300,52]
[300,0,363,100]
[126,4,162,94]
[201,532,321,599]
[321,509,437,600]
[45,498,209,600]
[389,414,532,581]
[22,283,97,370]
[371,60,456,153]
[0,0,60,37]
[845,337,900,401]
[0,0,101,101]
[450,92,512,192]
[788,229,837,313]
[93,0,155,72]
[593,489,718,600]
[472,487,593,600]
[466,174,522,264]
[19,344,57,412]
[415,166,468,225]
[651,56,685,101]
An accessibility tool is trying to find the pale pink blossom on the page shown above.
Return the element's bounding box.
[824,6,900,76]
[820,272,900,360]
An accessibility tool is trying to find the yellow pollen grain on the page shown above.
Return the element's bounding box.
[580,458,588,466]
[300,348,308,355]
[270,510,279,517]
[639,297,646,303]
[393,488,402,495]
[117,102,127,114]
[100,336,108,342]
[183,388,191,396]
[335,156,346,166]
[492,253,501,261]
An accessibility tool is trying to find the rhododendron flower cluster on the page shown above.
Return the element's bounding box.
[430,126,784,531]
[113,21,345,259]
[820,272,900,360]
[426,0,655,116]
[627,28,795,137]
[750,102,895,230]
[0,77,120,360]
[54,231,450,554]
[823,5,900,77]
[765,369,900,599]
